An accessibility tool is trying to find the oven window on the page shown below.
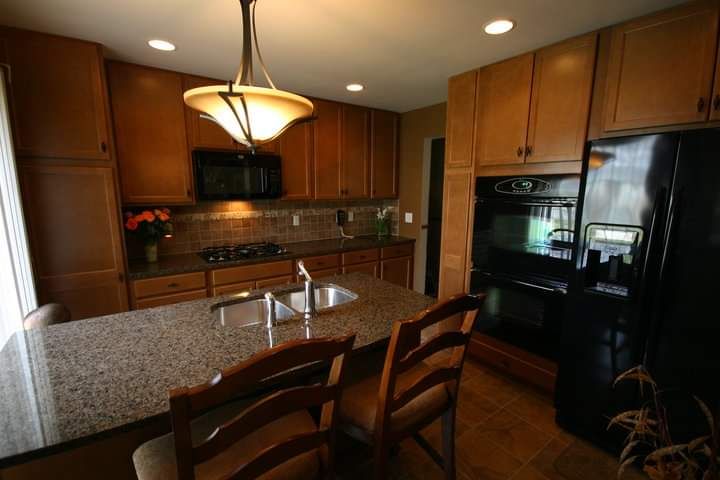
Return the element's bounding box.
[473,201,576,278]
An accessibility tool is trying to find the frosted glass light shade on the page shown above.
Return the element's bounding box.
[183,84,314,146]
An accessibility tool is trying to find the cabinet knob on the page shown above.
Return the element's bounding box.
[168,282,180,288]
[525,146,533,156]
[100,141,107,153]
[698,97,706,112]
[516,146,523,157]
[713,95,720,111]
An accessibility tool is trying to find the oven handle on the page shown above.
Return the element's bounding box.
[471,269,567,295]
[476,198,576,208]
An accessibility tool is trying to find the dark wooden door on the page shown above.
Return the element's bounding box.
[313,99,342,199]
[108,62,193,205]
[370,109,399,198]
[381,256,413,289]
[20,163,128,319]
[0,28,110,160]
[341,104,370,199]
[279,122,313,199]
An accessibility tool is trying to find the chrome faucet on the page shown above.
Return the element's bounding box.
[297,260,316,320]
[264,291,276,329]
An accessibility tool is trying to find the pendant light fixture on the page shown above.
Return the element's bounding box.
[183,0,314,149]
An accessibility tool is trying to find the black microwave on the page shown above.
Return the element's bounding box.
[193,150,282,200]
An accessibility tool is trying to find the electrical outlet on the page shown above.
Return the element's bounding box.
[292,214,300,226]
[404,212,413,224]
[348,211,354,222]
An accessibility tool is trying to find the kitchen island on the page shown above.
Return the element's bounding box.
[0,273,433,473]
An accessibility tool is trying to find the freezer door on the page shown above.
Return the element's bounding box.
[556,133,679,448]
[648,129,720,430]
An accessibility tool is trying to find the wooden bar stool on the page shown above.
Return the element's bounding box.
[133,334,355,480]
[23,303,71,329]
[338,294,485,479]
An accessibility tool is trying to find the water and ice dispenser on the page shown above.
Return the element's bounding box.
[581,224,644,297]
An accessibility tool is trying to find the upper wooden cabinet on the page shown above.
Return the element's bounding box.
[474,54,534,167]
[108,62,193,205]
[313,99,343,199]
[19,163,128,320]
[183,74,237,151]
[0,28,111,161]
[370,109,399,198]
[526,33,597,163]
[445,71,477,169]
[279,122,313,199]
[603,1,720,131]
[341,104,370,199]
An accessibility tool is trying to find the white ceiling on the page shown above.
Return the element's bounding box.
[0,0,687,112]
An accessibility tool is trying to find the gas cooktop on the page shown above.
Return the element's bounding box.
[198,242,287,264]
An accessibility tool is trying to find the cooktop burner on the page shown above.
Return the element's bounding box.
[198,242,287,263]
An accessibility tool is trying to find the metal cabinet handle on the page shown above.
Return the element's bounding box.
[100,141,107,153]
[516,146,523,157]
[525,146,533,156]
[713,95,720,111]
[698,97,706,112]
[167,282,180,288]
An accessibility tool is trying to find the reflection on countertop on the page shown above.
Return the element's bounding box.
[0,273,433,467]
[128,235,416,280]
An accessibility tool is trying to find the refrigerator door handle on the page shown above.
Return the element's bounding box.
[634,188,667,323]
[658,188,682,283]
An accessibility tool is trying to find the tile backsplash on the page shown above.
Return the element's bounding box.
[125,199,399,259]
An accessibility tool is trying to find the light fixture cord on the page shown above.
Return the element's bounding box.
[251,0,276,89]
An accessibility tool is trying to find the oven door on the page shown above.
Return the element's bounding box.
[472,198,576,281]
[470,270,566,360]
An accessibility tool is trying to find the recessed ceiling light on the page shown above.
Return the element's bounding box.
[484,19,516,35]
[346,83,364,92]
[148,39,176,51]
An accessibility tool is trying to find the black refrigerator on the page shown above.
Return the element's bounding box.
[556,130,720,450]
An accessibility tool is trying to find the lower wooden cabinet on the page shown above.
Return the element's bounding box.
[380,256,413,289]
[343,261,378,277]
[255,275,293,289]
[20,163,128,320]
[131,271,207,309]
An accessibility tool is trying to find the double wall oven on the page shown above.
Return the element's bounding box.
[470,175,580,360]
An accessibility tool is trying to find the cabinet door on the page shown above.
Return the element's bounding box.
[108,62,193,205]
[279,122,313,199]
[341,104,370,199]
[526,33,597,163]
[344,261,379,278]
[1,29,110,160]
[474,53,534,167]
[183,75,237,151]
[445,71,477,169]
[370,110,399,198]
[20,164,128,319]
[604,1,719,130]
[438,170,472,300]
[313,99,342,199]
[381,256,412,289]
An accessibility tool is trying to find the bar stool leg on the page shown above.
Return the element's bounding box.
[441,407,456,480]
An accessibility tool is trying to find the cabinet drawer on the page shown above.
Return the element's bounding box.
[342,248,379,265]
[211,260,293,286]
[381,243,413,259]
[212,281,255,297]
[298,254,340,272]
[256,275,294,289]
[133,289,207,309]
[310,267,341,279]
[132,272,206,299]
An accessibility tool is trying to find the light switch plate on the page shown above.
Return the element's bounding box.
[292,214,300,226]
[404,212,413,224]
[348,211,354,222]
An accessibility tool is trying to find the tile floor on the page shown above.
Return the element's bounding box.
[338,356,644,480]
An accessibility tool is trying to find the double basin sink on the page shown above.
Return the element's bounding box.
[215,284,358,328]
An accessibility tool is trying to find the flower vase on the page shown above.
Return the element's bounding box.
[376,218,390,237]
[144,242,158,263]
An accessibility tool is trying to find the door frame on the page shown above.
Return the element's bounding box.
[414,135,444,294]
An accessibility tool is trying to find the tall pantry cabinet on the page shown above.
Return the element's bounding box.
[0,27,128,320]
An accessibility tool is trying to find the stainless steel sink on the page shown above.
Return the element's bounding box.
[276,284,358,312]
[216,298,295,328]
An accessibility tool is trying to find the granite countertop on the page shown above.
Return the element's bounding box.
[128,235,415,280]
[0,273,433,467]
